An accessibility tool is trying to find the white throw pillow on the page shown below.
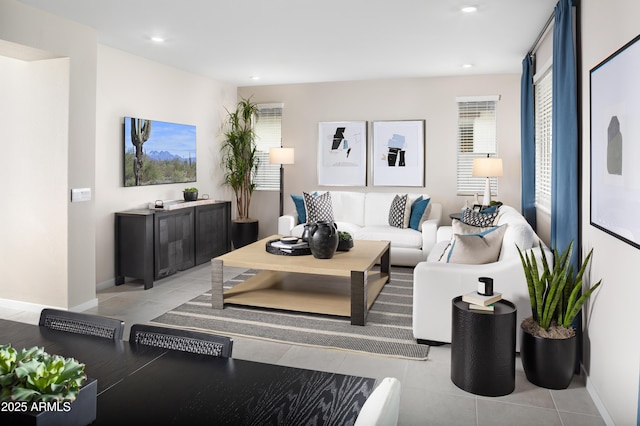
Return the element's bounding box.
[443,225,508,264]
[451,219,494,235]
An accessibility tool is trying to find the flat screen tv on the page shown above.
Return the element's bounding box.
[123,116,197,187]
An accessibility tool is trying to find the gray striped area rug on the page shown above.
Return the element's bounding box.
[151,267,429,360]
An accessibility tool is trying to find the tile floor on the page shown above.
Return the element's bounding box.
[0,263,605,426]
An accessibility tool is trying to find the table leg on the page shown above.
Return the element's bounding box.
[380,244,391,283]
[211,259,224,309]
[350,270,367,326]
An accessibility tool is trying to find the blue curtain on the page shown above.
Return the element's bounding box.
[520,55,537,230]
[551,0,578,267]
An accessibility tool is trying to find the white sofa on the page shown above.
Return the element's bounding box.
[412,205,550,351]
[278,191,443,266]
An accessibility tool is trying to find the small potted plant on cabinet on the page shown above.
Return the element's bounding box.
[0,344,97,425]
[517,241,602,389]
[183,187,198,201]
[221,97,260,249]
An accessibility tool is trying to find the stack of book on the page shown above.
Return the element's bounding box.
[462,291,502,312]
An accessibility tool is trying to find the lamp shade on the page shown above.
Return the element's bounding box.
[472,157,503,177]
[269,147,295,165]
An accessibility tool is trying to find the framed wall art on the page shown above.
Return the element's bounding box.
[590,34,640,249]
[372,120,425,186]
[124,116,196,187]
[317,121,367,186]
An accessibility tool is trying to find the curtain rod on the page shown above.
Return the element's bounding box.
[528,10,555,56]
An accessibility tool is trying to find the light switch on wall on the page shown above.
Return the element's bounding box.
[71,188,92,202]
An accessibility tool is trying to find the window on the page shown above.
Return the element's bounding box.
[534,66,552,211]
[253,103,283,191]
[456,96,500,195]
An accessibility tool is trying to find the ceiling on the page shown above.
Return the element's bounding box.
[16,0,557,87]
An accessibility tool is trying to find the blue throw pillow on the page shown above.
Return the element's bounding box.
[409,196,431,230]
[480,205,498,214]
[290,194,307,223]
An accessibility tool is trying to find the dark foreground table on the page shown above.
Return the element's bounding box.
[0,319,375,425]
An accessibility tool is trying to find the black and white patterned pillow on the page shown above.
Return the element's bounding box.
[303,192,334,223]
[388,194,411,228]
[461,208,498,227]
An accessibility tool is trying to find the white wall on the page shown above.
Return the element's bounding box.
[0,0,97,310]
[95,45,236,286]
[239,75,522,238]
[0,55,69,307]
[581,1,640,424]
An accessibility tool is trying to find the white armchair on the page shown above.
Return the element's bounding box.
[412,206,550,351]
[355,377,401,426]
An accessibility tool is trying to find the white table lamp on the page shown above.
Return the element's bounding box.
[472,155,503,205]
[269,147,295,216]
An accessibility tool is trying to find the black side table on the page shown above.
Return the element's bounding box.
[450,296,516,397]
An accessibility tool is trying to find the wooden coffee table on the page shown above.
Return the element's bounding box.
[211,235,390,325]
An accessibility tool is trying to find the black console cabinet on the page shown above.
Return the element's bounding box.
[154,208,195,279]
[194,203,232,265]
[115,201,231,289]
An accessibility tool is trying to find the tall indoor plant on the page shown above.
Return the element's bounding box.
[517,241,602,389]
[221,97,260,248]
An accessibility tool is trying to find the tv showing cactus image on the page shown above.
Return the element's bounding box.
[123,117,197,187]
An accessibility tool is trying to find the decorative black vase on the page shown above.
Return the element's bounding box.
[520,328,577,389]
[308,221,339,259]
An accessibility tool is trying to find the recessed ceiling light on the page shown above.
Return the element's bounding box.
[250,76,261,81]
[461,6,478,13]
[150,36,165,43]
[462,63,474,69]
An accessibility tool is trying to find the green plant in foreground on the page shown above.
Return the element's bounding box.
[183,187,198,192]
[0,344,86,403]
[338,231,353,241]
[517,240,602,330]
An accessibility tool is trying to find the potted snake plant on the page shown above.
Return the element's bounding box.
[517,241,602,389]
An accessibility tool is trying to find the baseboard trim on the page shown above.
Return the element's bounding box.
[0,298,60,313]
[582,364,615,425]
[96,278,116,291]
[0,297,98,314]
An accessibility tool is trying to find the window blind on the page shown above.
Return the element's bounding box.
[456,96,499,196]
[254,103,283,191]
[534,68,552,210]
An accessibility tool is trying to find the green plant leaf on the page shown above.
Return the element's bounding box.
[4,346,86,402]
[562,279,602,327]
[11,386,41,401]
[519,240,603,333]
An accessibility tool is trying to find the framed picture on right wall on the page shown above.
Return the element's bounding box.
[590,33,640,249]
[372,120,425,186]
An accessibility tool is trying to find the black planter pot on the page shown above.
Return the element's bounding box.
[183,191,198,201]
[231,220,258,249]
[520,328,577,389]
[337,239,354,251]
[1,377,97,426]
